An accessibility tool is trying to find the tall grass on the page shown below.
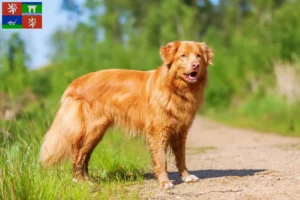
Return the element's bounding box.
[0,102,151,199]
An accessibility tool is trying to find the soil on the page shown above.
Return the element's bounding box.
[138,117,300,200]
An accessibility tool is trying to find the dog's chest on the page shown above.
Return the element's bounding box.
[166,101,197,133]
[150,87,202,132]
[168,107,195,131]
[169,118,182,132]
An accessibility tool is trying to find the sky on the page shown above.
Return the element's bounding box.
[1,0,220,69]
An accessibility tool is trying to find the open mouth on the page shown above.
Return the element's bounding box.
[184,72,198,82]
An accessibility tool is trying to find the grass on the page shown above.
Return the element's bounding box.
[0,103,152,200]
[203,95,300,137]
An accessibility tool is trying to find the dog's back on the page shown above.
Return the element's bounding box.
[63,69,154,134]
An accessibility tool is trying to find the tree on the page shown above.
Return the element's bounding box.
[0,33,29,93]
[61,0,82,24]
[6,33,28,72]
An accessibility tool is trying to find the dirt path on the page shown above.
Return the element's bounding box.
[139,117,300,200]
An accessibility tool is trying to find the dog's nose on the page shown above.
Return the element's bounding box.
[192,62,199,69]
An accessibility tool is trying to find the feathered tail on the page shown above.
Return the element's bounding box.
[39,97,83,168]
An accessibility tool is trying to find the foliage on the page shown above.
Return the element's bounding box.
[0,33,29,94]
[1,0,300,198]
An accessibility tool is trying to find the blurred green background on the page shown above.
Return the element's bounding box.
[1,0,300,199]
[1,0,300,135]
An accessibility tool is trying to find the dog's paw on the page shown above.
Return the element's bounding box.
[72,178,79,183]
[182,174,199,183]
[160,181,174,189]
[72,178,94,185]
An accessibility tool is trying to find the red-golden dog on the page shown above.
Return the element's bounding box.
[40,41,214,188]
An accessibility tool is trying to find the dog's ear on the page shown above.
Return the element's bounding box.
[199,42,214,66]
[160,41,180,65]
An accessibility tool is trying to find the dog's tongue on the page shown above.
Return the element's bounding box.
[184,73,197,81]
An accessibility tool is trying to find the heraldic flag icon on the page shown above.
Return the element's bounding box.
[2,2,42,29]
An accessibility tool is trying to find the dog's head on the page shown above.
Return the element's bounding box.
[160,41,213,83]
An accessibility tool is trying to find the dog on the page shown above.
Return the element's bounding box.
[40,41,214,188]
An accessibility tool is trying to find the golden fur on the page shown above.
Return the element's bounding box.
[40,41,214,188]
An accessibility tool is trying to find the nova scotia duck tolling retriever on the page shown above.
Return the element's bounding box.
[40,41,214,188]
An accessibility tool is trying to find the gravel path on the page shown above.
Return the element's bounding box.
[139,117,300,200]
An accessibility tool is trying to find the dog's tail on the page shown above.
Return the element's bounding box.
[39,97,83,168]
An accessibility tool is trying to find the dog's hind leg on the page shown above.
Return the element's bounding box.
[73,117,111,181]
[72,134,85,181]
[82,122,109,180]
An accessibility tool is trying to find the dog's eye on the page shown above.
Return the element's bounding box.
[197,54,202,58]
[180,54,186,58]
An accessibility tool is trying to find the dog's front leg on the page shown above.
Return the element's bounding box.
[170,132,199,183]
[148,134,173,189]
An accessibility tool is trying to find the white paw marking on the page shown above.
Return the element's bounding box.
[72,178,78,183]
[183,174,199,183]
[163,182,174,189]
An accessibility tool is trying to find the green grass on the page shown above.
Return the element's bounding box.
[203,95,300,137]
[0,103,151,200]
